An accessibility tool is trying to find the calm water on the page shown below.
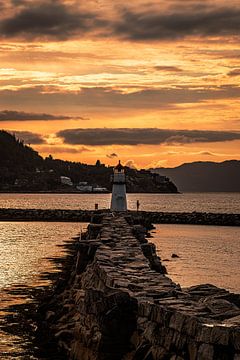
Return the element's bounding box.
[152,224,240,293]
[0,192,239,213]
[0,221,86,359]
[0,193,239,358]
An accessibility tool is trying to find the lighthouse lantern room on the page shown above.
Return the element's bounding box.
[110,161,127,212]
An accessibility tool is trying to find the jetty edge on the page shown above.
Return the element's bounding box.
[0,208,240,226]
[35,212,240,360]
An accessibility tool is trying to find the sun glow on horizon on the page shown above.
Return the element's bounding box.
[0,0,239,167]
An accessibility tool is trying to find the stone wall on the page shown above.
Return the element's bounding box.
[39,214,240,360]
[137,211,240,227]
[0,208,239,226]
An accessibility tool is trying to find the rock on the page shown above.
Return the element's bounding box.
[171,253,179,258]
[45,310,55,321]
[35,214,239,360]
[231,330,240,351]
[197,343,214,359]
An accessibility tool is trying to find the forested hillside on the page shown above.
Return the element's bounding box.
[0,130,178,193]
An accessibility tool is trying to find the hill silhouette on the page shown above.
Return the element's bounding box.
[0,130,43,186]
[153,160,240,192]
[0,130,178,193]
[0,130,42,169]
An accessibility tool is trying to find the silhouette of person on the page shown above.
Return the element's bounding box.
[136,200,140,212]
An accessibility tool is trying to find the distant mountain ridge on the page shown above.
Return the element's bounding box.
[152,160,240,192]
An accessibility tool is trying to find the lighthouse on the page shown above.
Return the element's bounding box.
[110,161,127,212]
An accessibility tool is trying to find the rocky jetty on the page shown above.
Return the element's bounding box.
[135,211,240,227]
[0,208,239,226]
[0,208,93,222]
[37,213,240,359]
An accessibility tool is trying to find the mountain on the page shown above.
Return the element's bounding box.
[0,130,178,193]
[152,160,240,192]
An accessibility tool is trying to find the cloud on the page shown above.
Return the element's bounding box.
[39,145,92,154]
[0,1,239,41]
[106,153,118,159]
[228,69,240,77]
[165,150,217,156]
[1,84,240,110]
[10,130,46,144]
[198,151,216,156]
[113,5,240,41]
[0,110,72,121]
[57,128,240,146]
[154,66,183,72]
[0,1,103,40]
[124,159,137,169]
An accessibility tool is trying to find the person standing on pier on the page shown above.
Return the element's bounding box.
[137,199,140,212]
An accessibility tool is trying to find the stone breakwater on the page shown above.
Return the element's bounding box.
[37,214,240,360]
[0,208,240,226]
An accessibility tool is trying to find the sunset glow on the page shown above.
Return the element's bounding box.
[0,0,240,167]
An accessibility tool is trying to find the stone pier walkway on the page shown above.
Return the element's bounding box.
[39,214,240,360]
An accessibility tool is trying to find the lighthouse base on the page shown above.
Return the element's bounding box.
[110,184,127,212]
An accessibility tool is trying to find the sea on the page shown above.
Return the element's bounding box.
[1,192,240,213]
[0,192,239,358]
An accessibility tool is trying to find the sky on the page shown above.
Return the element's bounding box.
[0,0,240,168]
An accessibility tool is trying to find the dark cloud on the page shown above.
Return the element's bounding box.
[57,128,240,146]
[113,6,240,41]
[0,1,103,40]
[154,66,183,72]
[106,153,118,159]
[0,1,240,41]
[11,130,46,144]
[0,110,72,121]
[228,69,240,77]
[1,84,240,110]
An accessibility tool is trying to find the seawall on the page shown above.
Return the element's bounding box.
[38,213,240,359]
[0,208,240,226]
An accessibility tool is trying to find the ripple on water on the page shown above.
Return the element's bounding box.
[0,192,239,213]
[0,221,86,359]
[152,224,240,293]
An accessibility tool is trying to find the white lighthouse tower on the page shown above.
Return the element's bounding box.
[110,161,127,212]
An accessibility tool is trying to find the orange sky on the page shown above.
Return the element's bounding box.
[0,0,240,168]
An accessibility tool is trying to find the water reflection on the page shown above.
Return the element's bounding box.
[152,224,240,293]
[0,192,239,213]
[0,222,86,359]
